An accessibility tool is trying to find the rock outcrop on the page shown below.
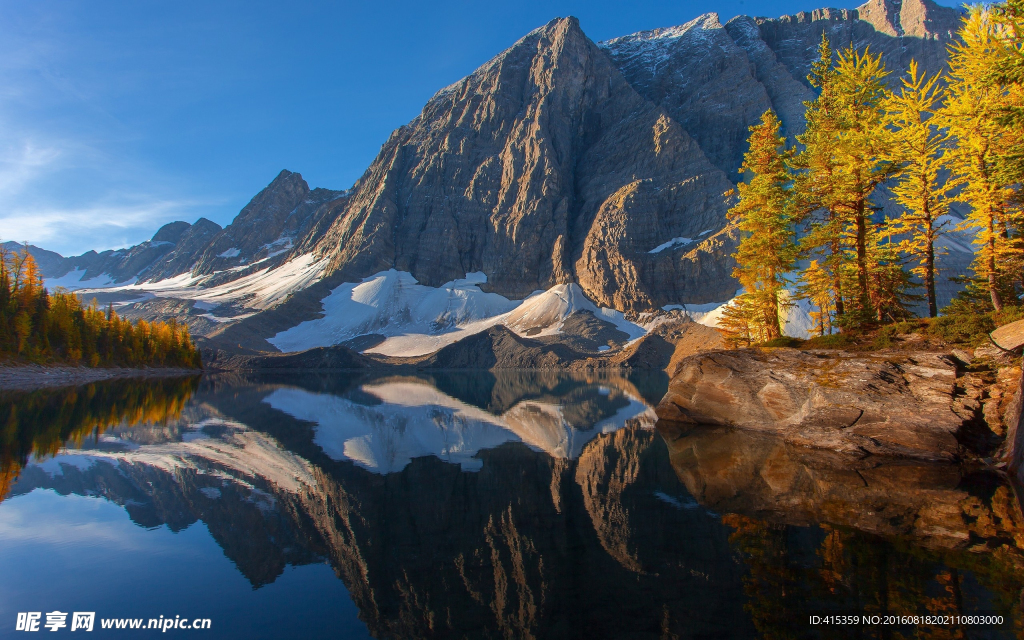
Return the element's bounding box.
[992,319,1024,352]
[656,348,965,461]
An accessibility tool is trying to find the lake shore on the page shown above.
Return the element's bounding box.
[0,364,202,391]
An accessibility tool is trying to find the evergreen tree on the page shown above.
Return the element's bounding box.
[797,260,837,336]
[0,247,202,368]
[883,61,954,317]
[830,45,901,320]
[991,0,1024,187]
[792,35,847,323]
[726,110,798,341]
[940,8,1023,312]
[793,38,901,328]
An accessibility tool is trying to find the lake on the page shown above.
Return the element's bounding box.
[1,372,1022,639]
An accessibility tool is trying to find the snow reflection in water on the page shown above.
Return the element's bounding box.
[263,378,656,472]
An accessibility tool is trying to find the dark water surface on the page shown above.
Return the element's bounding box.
[1,372,1023,639]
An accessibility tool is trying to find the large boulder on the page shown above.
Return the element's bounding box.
[655,348,964,461]
[992,319,1024,352]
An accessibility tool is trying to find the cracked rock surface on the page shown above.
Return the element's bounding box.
[655,348,964,460]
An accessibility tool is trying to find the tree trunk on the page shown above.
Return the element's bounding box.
[831,233,845,319]
[989,214,1004,312]
[770,289,782,340]
[856,202,869,314]
[926,236,937,318]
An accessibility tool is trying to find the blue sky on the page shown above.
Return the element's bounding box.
[0,0,960,256]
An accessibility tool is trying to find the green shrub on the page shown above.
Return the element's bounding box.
[927,313,995,346]
[759,336,805,348]
[804,333,854,349]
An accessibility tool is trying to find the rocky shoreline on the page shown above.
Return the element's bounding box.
[0,364,202,391]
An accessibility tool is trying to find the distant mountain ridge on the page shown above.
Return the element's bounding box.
[15,0,970,353]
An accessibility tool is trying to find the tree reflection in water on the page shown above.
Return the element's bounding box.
[0,376,200,497]
[660,420,1024,638]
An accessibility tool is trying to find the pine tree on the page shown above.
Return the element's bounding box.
[940,7,1023,312]
[0,247,201,368]
[726,110,798,342]
[992,0,1024,187]
[793,38,900,328]
[793,35,848,322]
[717,294,765,347]
[830,45,901,320]
[867,222,918,323]
[883,61,954,317]
[797,260,836,336]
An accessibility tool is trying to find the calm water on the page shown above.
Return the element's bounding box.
[1,371,1023,639]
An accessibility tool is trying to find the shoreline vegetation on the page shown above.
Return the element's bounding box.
[0,247,202,371]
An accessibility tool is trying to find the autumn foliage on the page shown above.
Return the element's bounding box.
[0,246,201,368]
[722,3,1024,345]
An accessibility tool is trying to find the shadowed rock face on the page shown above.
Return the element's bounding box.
[140,218,224,281]
[656,348,966,461]
[309,17,739,311]
[188,170,346,280]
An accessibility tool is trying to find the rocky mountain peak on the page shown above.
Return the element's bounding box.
[599,13,724,54]
[188,170,344,278]
[855,0,963,39]
[151,221,191,245]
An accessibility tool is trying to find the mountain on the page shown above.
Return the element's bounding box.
[149,170,346,283]
[33,220,211,290]
[305,16,738,311]
[26,170,344,291]
[20,0,971,354]
[1,241,65,275]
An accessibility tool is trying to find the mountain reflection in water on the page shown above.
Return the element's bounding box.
[2,372,1023,639]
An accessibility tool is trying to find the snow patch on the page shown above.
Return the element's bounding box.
[268,273,645,357]
[269,270,519,356]
[505,283,646,341]
[648,237,695,254]
[217,248,240,258]
[44,269,129,292]
[32,455,97,476]
[78,253,327,312]
[599,14,723,73]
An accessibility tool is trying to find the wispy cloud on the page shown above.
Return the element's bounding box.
[0,198,218,253]
[0,139,64,197]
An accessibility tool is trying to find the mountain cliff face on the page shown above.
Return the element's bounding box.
[306,17,737,310]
